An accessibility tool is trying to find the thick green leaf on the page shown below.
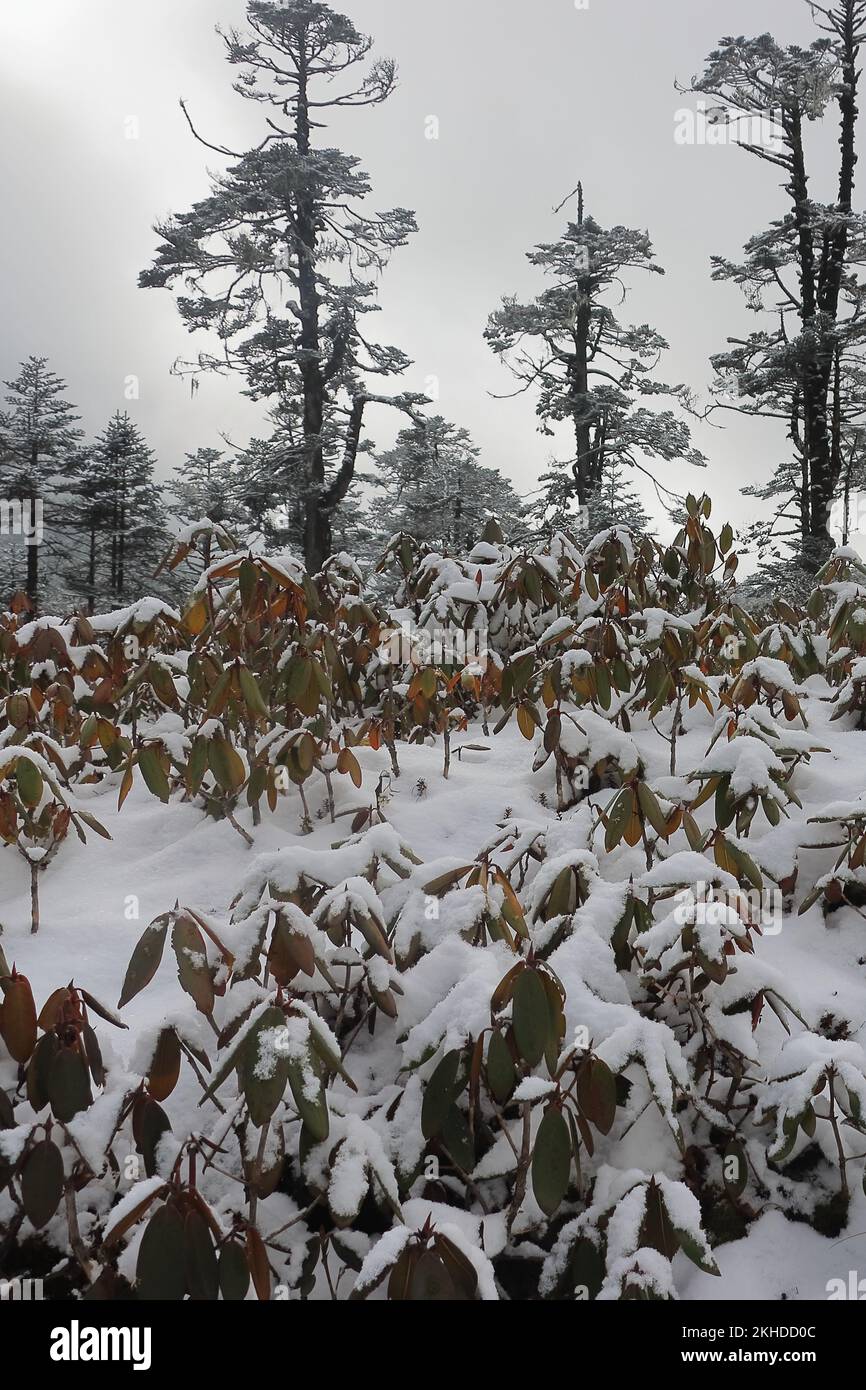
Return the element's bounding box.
[674,1224,720,1276]
[240,1007,289,1129]
[172,914,215,1016]
[577,1057,617,1135]
[422,866,473,896]
[140,1098,172,1178]
[409,1248,459,1301]
[565,1237,604,1300]
[286,1046,329,1143]
[136,1205,186,1300]
[208,737,245,793]
[434,1233,479,1299]
[47,1047,92,1122]
[239,666,269,720]
[138,745,170,803]
[184,1209,219,1301]
[486,1029,516,1105]
[21,1139,64,1228]
[15,758,43,808]
[637,782,669,839]
[118,915,169,1009]
[604,791,632,853]
[532,1107,571,1216]
[640,1180,678,1259]
[218,1240,250,1301]
[512,969,550,1068]
[421,1049,464,1140]
[148,1028,181,1102]
[595,664,612,711]
[440,1103,474,1173]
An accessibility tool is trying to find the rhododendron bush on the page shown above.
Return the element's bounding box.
[3,500,866,1302]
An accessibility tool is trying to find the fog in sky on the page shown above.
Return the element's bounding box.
[0,0,855,543]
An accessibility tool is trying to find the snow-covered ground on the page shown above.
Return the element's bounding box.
[5,668,866,1299]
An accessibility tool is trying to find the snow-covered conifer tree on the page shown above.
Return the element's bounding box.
[690,3,866,577]
[372,416,526,554]
[140,0,424,575]
[0,356,82,607]
[73,412,167,607]
[169,447,254,571]
[486,187,704,534]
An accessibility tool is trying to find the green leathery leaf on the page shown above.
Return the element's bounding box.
[21,1139,64,1229]
[486,1028,516,1105]
[545,866,574,920]
[147,1027,181,1102]
[138,745,170,803]
[512,968,550,1068]
[532,1106,571,1217]
[172,913,215,1016]
[118,914,170,1009]
[439,1103,474,1173]
[208,736,246,793]
[565,1237,604,1300]
[284,656,309,704]
[15,757,43,808]
[421,865,473,896]
[353,909,393,962]
[1,975,37,1063]
[47,1046,92,1123]
[218,1240,250,1302]
[0,1085,14,1129]
[421,1049,465,1140]
[640,1180,678,1259]
[136,1204,187,1301]
[27,1032,61,1113]
[595,664,612,711]
[184,1208,219,1301]
[240,1006,289,1129]
[637,782,669,839]
[238,666,269,720]
[140,1098,172,1178]
[286,1044,329,1143]
[577,1057,617,1135]
[82,1023,105,1087]
[434,1233,479,1300]
[604,790,632,853]
[674,1224,720,1276]
[308,1024,358,1093]
[406,1248,460,1300]
[239,558,257,608]
[187,737,209,794]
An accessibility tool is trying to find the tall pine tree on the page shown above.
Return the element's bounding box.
[486,188,705,532]
[533,453,651,539]
[0,356,82,607]
[140,0,422,575]
[170,447,253,570]
[690,2,866,576]
[372,417,526,553]
[72,412,167,608]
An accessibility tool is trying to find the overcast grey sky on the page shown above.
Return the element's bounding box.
[0,0,854,541]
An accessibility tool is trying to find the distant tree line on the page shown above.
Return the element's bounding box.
[8,0,866,612]
[0,355,527,614]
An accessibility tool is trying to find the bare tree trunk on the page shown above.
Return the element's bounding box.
[294,43,329,576]
[26,440,39,606]
[570,187,594,508]
[801,4,862,566]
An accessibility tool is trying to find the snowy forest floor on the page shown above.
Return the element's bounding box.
[4,674,866,1300]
